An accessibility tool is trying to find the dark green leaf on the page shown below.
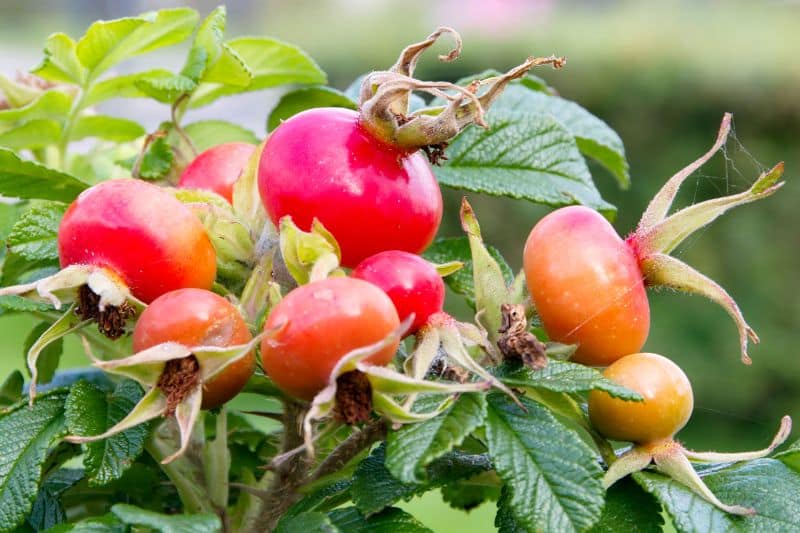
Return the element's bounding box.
[27,468,84,531]
[0,295,53,315]
[267,86,356,131]
[0,389,69,531]
[6,201,66,261]
[72,115,146,142]
[0,371,24,407]
[137,136,174,180]
[24,322,63,384]
[31,33,85,85]
[76,8,198,79]
[441,475,500,511]
[0,252,58,286]
[37,368,114,395]
[44,513,126,532]
[65,380,148,487]
[0,149,87,201]
[485,393,604,532]
[184,120,258,152]
[386,393,487,483]
[589,477,663,532]
[282,480,353,523]
[495,85,629,187]
[495,485,526,533]
[277,511,339,533]
[423,236,513,308]
[0,119,62,149]
[190,37,326,107]
[776,439,800,473]
[493,361,643,400]
[0,90,72,123]
[111,503,221,532]
[635,459,800,533]
[328,507,432,533]
[434,110,614,216]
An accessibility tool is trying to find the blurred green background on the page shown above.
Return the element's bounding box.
[0,1,798,530]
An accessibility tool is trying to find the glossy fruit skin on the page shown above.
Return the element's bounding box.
[261,277,400,401]
[132,288,254,409]
[58,179,216,303]
[352,250,444,333]
[178,142,256,203]
[258,107,443,267]
[588,353,694,444]
[523,205,649,366]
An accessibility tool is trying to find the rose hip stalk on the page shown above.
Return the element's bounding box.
[259,27,564,267]
[0,179,217,398]
[524,114,785,366]
[66,288,262,463]
[589,353,791,515]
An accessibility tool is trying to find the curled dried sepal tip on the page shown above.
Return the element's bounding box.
[65,333,267,464]
[604,416,792,516]
[302,316,491,457]
[497,303,547,370]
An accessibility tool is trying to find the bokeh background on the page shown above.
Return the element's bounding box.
[0,1,798,530]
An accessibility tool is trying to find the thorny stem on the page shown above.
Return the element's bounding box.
[310,419,387,482]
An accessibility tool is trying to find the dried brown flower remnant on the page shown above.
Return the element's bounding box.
[157,355,201,416]
[334,370,373,425]
[75,284,136,339]
[497,303,547,370]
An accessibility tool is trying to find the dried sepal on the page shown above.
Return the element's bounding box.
[65,387,167,444]
[602,446,652,489]
[682,415,791,463]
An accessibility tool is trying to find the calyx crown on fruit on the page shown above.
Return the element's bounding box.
[358,27,565,152]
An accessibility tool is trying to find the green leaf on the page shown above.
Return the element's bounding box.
[24,322,63,385]
[495,485,526,533]
[386,393,487,483]
[351,445,492,516]
[0,119,62,149]
[6,201,66,261]
[192,6,226,70]
[31,33,85,85]
[184,6,252,88]
[434,110,614,216]
[423,236,512,309]
[184,120,258,152]
[589,477,663,532]
[0,90,72,123]
[441,475,501,511]
[775,439,800,473]
[0,295,52,315]
[136,136,174,180]
[65,380,148,487]
[277,511,340,533]
[635,459,800,533]
[282,480,353,523]
[495,85,629,188]
[0,148,89,202]
[484,393,604,532]
[27,468,84,531]
[0,75,41,108]
[492,361,643,400]
[267,86,356,131]
[76,8,199,80]
[44,513,126,532]
[111,503,221,532]
[0,389,69,531]
[0,371,24,407]
[189,37,326,107]
[134,74,197,104]
[83,69,175,106]
[328,507,433,533]
[203,44,252,87]
[71,115,145,142]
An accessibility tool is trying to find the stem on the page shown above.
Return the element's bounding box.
[56,87,88,171]
[309,419,386,482]
[204,409,232,532]
[171,93,197,159]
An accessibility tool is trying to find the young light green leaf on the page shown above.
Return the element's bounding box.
[111,503,221,532]
[434,110,615,216]
[497,85,629,188]
[71,115,146,142]
[31,33,85,85]
[0,149,87,201]
[24,322,63,385]
[27,468,84,531]
[134,74,197,104]
[76,8,199,80]
[588,477,663,533]
[189,37,326,107]
[0,119,62,149]
[267,86,357,131]
[0,90,72,123]
[328,506,433,533]
[6,201,66,262]
[635,459,800,533]
[83,69,175,106]
[0,75,42,108]
[136,136,174,180]
[277,511,340,533]
[202,44,252,87]
[385,393,487,483]
[485,393,604,532]
[65,380,148,487]
[492,361,643,401]
[184,120,258,152]
[0,389,69,531]
[423,236,513,309]
[193,6,226,68]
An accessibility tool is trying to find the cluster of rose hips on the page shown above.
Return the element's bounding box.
[0,30,789,516]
